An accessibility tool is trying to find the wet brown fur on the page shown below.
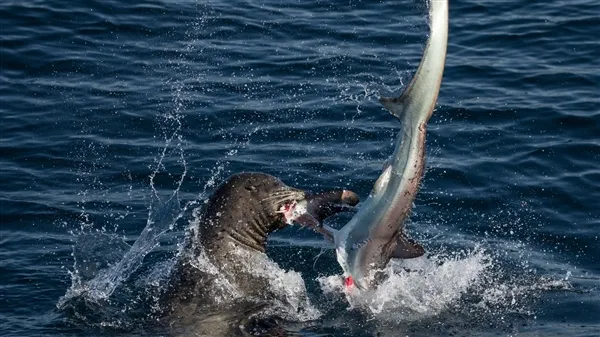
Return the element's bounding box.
[164,173,306,317]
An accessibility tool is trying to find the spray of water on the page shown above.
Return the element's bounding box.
[317,244,572,330]
[229,246,322,321]
[58,132,187,308]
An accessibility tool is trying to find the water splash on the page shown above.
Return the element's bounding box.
[319,247,489,317]
[183,244,242,305]
[59,68,190,312]
[362,249,491,318]
[58,193,183,307]
[232,246,322,322]
[318,246,572,327]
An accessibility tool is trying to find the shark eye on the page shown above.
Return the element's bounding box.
[245,185,257,191]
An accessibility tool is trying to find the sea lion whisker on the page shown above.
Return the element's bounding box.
[262,196,293,205]
[260,191,296,202]
[263,192,303,206]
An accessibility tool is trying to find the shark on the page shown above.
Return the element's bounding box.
[317,0,449,290]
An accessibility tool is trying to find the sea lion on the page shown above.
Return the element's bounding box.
[164,172,359,323]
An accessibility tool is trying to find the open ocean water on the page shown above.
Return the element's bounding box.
[1,0,599,336]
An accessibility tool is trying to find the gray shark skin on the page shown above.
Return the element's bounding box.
[324,0,449,290]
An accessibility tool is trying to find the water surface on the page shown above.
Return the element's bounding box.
[1,0,599,336]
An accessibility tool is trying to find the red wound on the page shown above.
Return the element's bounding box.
[344,276,354,288]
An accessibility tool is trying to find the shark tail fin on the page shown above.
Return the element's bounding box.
[391,234,425,259]
[380,0,448,123]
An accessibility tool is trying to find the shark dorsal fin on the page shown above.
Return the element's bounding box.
[380,96,407,120]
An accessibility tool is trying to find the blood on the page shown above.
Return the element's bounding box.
[344,276,354,288]
[283,202,295,213]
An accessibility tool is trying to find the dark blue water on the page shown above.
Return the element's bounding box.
[2,0,599,336]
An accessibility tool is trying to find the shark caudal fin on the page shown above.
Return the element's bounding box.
[380,0,448,122]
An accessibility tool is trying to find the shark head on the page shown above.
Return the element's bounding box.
[332,209,425,291]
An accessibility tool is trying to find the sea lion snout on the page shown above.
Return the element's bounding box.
[281,189,360,232]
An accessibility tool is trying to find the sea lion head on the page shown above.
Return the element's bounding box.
[252,173,360,232]
[194,173,306,253]
[236,172,308,231]
[196,172,359,253]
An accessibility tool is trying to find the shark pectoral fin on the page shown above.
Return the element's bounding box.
[315,224,337,243]
[391,236,425,259]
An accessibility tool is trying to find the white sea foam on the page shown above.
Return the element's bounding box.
[318,247,491,320]
[318,246,573,324]
[251,260,321,321]
[227,246,322,321]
